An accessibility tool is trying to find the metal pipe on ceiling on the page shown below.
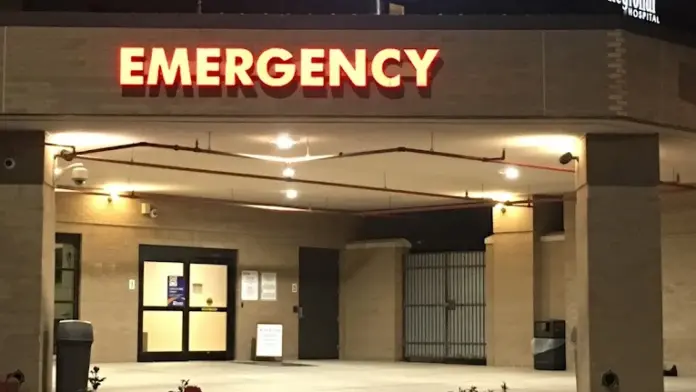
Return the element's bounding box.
[73,155,487,202]
[322,146,506,163]
[63,141,255,161]
[46,142,76,155]
[359,201,499,215]
[56,185,353,214]
[360,194,569,215]
[65,141,573,173]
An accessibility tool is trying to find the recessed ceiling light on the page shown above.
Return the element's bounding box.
[284,189,298,199]
[107,190,120,203]
[274,133,296,150]
[282,167,296,178]
[501,166,520,180]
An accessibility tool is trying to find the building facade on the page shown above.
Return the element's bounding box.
[1,12,696,392]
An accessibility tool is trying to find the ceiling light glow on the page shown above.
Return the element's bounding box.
[284,189,299,199]
[509,134,580,155]
[282,167,296,178]
[466,191,516,203]
[108,190,120,203]
[501,166,520,180]
[243,204,306,212]
[239,153,336,164]
[274,133,296,150]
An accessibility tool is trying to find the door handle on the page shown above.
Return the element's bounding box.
[298,306,304,319]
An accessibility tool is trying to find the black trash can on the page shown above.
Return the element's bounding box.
[56,320,94,392]
[532,319,566,371]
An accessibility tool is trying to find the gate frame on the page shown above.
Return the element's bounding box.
[402,250,487,365]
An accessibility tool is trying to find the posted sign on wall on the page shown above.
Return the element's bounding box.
[167,276,185,306]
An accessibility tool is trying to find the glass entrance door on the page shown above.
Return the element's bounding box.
[139,257,232,362]
[141,261,186,361]
[187,262,228,359]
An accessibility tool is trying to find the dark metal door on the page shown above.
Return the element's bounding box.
[298,247,340,359]
[403,251,486,364]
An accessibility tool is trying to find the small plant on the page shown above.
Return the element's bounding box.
[170,379,202,392]
[450,382,508,392]
[5,370,24,385]
[88,366,106,391]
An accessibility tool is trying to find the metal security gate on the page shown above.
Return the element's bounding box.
[403,251,486,364]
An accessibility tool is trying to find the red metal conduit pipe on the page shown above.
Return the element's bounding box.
[62,141,255,161]
[64,142,575,174]
[56,185,353,214]
[73,155,491,202]
[360,195,568,216]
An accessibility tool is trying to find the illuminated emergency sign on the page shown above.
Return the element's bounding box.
[119,47,441,89]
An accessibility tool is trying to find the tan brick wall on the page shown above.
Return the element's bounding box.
[0,131,55,392]
[536,237,565,320]
[3,27,613,118]
[485,232,534,367]
[55,192,360,363]
[4,26,695,126]
[339,241,406,361]
[541,192,696,375]
[624,31,696,129]
[0,184,54,392]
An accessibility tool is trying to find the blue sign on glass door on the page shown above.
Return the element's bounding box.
[167,275,185,306]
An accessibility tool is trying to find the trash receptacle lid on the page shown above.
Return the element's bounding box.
[56,320,94,342]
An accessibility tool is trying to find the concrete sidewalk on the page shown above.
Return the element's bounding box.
[66,361,696,392]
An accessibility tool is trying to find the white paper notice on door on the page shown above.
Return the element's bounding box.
[241,270,259,301]
[260,272,277,301]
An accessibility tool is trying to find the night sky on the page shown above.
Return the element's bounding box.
[23,0,696,34]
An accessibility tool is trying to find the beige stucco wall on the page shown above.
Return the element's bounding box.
[55,192,360,363]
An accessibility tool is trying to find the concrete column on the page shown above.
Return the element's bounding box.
[0,131,55,392]
[563,197,578,372]
[574,134,663,392]
[486,206,534,367]
[339,239,410,361]
[486,199,560,367]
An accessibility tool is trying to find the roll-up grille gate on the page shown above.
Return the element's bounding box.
[403,251,486,364]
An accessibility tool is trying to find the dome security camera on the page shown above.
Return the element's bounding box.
[71,166,89,186]
[559,152,578,165]
[3,158,16,170]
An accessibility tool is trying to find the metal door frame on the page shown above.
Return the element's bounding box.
[137,245,237,362]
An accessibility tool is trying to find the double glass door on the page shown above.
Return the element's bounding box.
[139,259,233,361]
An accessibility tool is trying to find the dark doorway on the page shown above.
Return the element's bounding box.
[137,245,238,362]
[298,247,340,359]
[54,233,82,353]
